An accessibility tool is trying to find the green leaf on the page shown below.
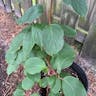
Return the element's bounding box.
[17,4,43,24]
[60,72,71,78]
[63,0,71,5]
[71,0,87,16]
[32,24,43,47]
[47,76,61,94]
[51,43,75,74]
[51,78,61,94]
[49,92,55,96]
[5,49,17,65]
[43,24,64,56]
[23,26,35,59]
[61,25,76,37]
[17,83,23,90]
[24,57,47,74]
[47,76,56,88]
[13,89,24,96]
[31,93,39,96]
[34,49,46,59]
[49,92,60,96]
[39,77,48,88]
[22,77,34,90]
[33,46,47,59]
[9,32,24,52]
[7,64,18,75]
[63,0,87,16]
[62,76,87,96]
[14,50,24,65]
[27,73,41,83]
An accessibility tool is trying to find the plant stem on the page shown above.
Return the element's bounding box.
[45,56,51,69]
[45,56,57,76]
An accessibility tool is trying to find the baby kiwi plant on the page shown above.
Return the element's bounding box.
[5,0,87,96]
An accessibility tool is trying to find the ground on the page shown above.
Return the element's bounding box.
[0,7,96,96]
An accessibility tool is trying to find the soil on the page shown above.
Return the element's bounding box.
[0,7,96,96]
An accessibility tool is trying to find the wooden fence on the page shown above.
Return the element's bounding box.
[0,0,35,17]
[0,0,79,25]
[0,0,95,44]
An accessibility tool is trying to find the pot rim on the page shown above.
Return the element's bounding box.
[70,62,88,91]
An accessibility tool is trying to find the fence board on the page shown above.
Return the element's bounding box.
[11,0,21,17]
[78,0,96,31]
[38,0,53,23]
[75,30,86,43]
[37,0,47,23]
[0,0,5,9]
[20,0,32,13]
[60,4,78,28]
[4,0,12,12]
[81,23,96,59]
[54,0,62,17]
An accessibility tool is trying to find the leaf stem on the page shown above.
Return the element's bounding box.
[45,56,57,76]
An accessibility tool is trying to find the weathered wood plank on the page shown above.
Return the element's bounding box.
[78,0,96,31]
[0,0,5,9]
[81,23,96,59]
[61,4,69,24]
[80,0,96,58]
[37,0,47,23]
[38,0,53,23]
[75,30,87,43]
[60,3,78,28]
[11,0,21,17]
[20,0,32,14]
[87,0,96,24]
[53,0,62,17]
[3,0,12,12]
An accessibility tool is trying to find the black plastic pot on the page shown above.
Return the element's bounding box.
[40,62,88,96]
[70,62,88,91]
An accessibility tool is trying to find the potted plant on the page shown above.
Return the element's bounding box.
[5,0,88,96]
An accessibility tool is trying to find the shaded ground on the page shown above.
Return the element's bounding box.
[75,56,96,96]
[0,7,96,96]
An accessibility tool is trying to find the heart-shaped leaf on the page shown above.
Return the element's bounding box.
[31,24,43,47]
[51,43,75,74]
[61,25,76,37]
[62,76,87,96]
[9,32,24,52]
[51,78,61,94]
[39,77,48,88]
[43,24,64,56]
[71,0,87,16]
[24,57,47,74]
[27,73,41,83]
[23,26,35,59]
[47,76,56,88]
[7,64,18,75]
[17,4,43,24]
[14,50,24,65]
[13,89,24,96]
[22,77,34,90]
[5,49,17,65]
[63,0,87,16]
[47,76,61,94]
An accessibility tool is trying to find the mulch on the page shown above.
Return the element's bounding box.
[0,7,96,96]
